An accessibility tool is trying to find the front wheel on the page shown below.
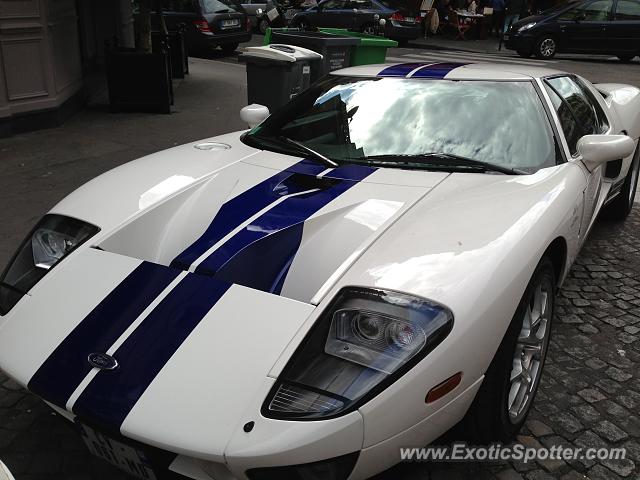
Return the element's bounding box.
[603,143,640,221]
[258,18,269,34]
[361,23,376,35]
[461,256,556,443]
[535,36,557,59]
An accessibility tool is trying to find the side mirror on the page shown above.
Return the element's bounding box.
[240,104,270,128]
[577,134,636,170]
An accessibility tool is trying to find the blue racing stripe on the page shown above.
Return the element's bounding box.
[410,62,468,78]
[28,262,181,409]
[170,167,301,271]
[377,63,429,77]
[72,273,231,430]
[195,177,362,279]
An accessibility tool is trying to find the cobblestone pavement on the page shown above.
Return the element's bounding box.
[1,210,638,480]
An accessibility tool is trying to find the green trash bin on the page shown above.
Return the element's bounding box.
[319,28,397,65]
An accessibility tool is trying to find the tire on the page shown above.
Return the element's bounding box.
[297,19,311,30]
[617,54,635,62]
[361,23,376,35]
[258,18,269,34]
[603,143,640,221]
[220,42,239,54]
[517,49,532,58]
[535,35,557,59]
[460,256,556,444]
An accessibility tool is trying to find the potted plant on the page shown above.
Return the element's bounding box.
[105,0,173,113]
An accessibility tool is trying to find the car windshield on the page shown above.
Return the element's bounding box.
[202,0,243,13]
[243,75,559,173]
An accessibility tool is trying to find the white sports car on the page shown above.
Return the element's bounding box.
[0,62,639,480]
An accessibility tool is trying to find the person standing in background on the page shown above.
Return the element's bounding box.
[491,0,505,36]
[504,0,525,31]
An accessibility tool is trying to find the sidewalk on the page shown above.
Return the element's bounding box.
[408,34,505,55]
[0,57,248,268]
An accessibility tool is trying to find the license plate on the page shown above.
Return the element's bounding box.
[79,424,157,480]
[221,19,240,27]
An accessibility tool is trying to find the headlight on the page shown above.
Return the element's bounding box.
[518,22,536,32]
[263,287,453,419]
[0,214,99,315]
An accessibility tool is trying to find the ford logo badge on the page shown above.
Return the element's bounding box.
[87,352,118,371]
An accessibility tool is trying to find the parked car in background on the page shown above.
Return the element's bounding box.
[505,0,640,60]
[290,0,422,44]
[151,0,252,53]
[242,0,268,32]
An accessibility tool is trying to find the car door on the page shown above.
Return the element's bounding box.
[555,0,613,53]
[543,76,612,236]
[607,0,640,54]
[315,0,353,27]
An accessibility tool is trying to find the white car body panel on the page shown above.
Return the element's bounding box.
[0,62,638,480]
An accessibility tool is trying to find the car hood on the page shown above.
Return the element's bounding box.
[0,134,450,458]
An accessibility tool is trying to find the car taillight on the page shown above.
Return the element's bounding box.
[390,11,404,21]
[415,15,422,23]
[193,19,211,32]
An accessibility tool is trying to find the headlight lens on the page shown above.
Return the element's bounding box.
[518,22,536,32]
[0,214,99,315]
[263,287,453,419]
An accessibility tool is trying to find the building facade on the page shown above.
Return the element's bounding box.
[0,0,134,137]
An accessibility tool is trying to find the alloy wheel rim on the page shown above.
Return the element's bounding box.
[507,279,552,423]
[363,25,376,35]
[540,38,555,57]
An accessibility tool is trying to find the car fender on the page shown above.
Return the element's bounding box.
[268,162,586,448]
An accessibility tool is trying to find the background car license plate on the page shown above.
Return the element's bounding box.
[222,19,240,28]
[79,424,157,480]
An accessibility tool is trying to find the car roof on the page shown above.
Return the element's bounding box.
[331,62,566,81]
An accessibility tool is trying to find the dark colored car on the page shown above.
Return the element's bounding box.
[290,0,422,44]
[504,0,640,60]
[152,0,252,53]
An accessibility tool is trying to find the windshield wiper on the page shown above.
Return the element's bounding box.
[358,153,527,175]
[279,136,339,168]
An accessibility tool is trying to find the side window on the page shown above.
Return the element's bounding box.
[614,0,640,19]
[545,85,582,155]
[161,0,196,12]
[558,5,582,19]
[558,0,613,20]
[350,0,374,7]
[545,76,610,155]
[574,77,610,133]
[323,0,348,9]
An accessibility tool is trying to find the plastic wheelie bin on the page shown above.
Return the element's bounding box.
[318,28,398,65]
[239,44,323,112]
[267,29,360,81]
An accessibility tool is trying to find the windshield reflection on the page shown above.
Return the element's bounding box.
[245,76,558,173]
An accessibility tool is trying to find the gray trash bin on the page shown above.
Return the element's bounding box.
[240,44,323,113]
[269,30,360,82]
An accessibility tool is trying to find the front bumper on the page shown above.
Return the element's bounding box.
[504,32,536,52]
[191,30,252,49]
